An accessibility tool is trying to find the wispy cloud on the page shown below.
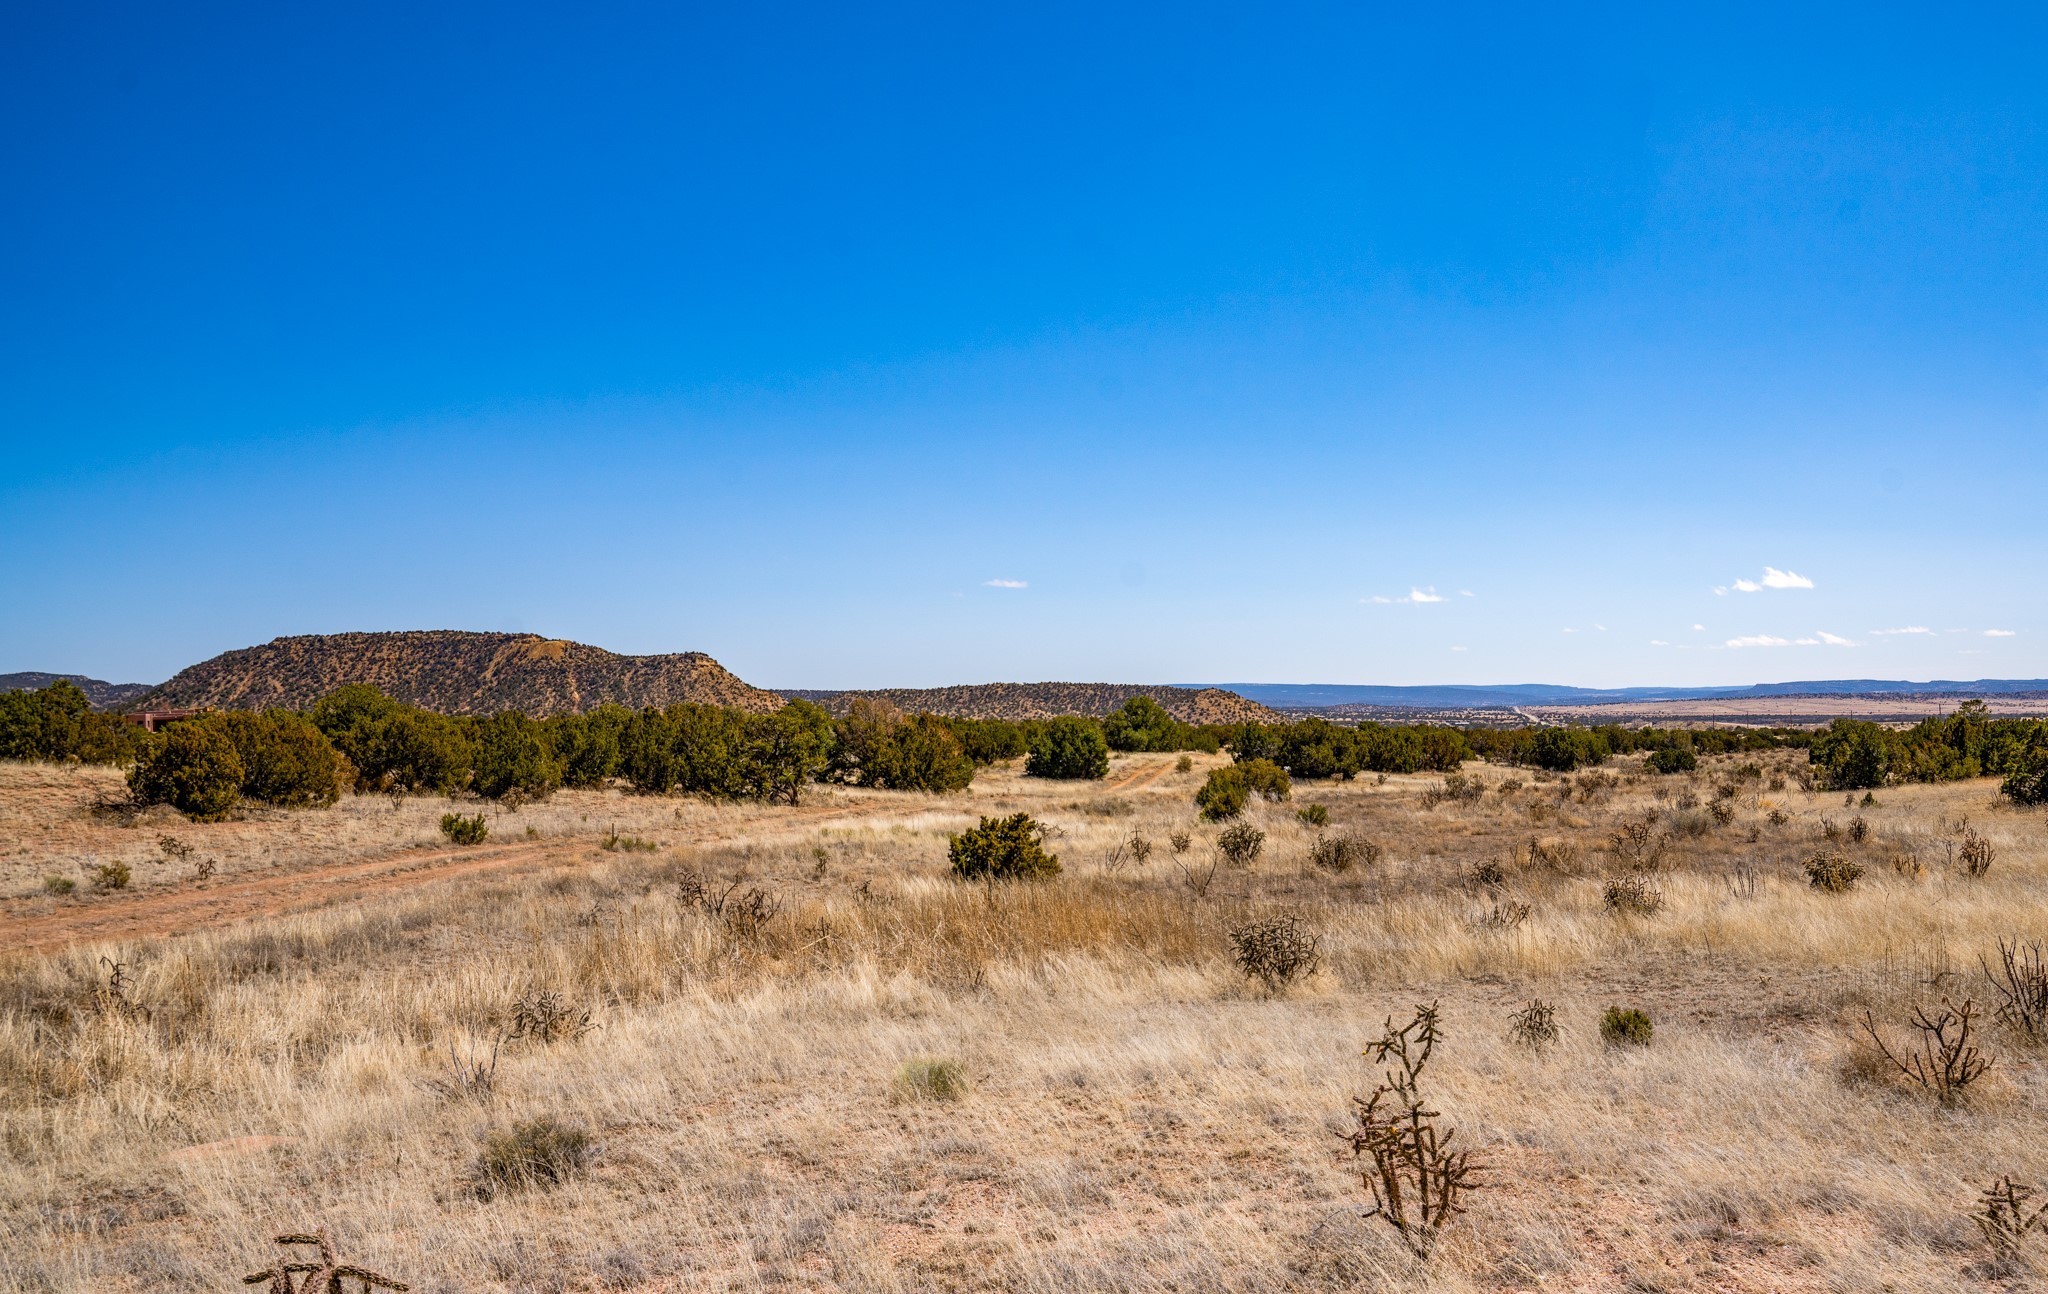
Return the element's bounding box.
[1366,586,1444,605]
[1649,639,1669,647]
[983,578,1027,589]
[1727,634,1791,648]
[1985,628,2017,637]
[1449,645,1467,652]
[1816,630,1857,646]
[1871,626,1932,636]
[1718,566,1813,595]
[1458,589,1475,598]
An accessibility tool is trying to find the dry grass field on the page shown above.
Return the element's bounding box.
[3,751,2046,1292]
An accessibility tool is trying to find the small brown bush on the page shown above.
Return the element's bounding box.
[1309,833,1380,874]
[477,1116,593,1195]
[91,860,131,892]
[1805,853,1863,893]
[1217,822,1265,869]
[1507,999,1558,1050]
[1603,875,1663,916]
[1228,915,1320,990]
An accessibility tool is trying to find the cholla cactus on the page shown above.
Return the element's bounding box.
[242,1230,408,1293]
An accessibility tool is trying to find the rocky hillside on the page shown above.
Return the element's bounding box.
[784,683,1276,724]
[0,672,155,710]
[135,632,783,717]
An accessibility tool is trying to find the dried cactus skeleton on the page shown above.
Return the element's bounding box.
[1344,1002,1483,1257]
[1860,998,1992,1105]
[1975,1176,2048,1259]
[243,1230,408,1293]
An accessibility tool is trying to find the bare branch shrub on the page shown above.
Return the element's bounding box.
[1343,1002,1483,1257]
[1471,899,1530,931]
[1167,829,1192,856]
[1608,818,1667,871]
[1860,998,1993,1105]
[1982,938,2048,1042]
[1228,915,1320,990]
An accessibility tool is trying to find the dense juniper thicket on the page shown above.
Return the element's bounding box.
[4,679,2044,819]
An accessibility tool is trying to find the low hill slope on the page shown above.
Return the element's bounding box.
[136,632,783,717]
[784,682,1276,724]
[0,673,156,710]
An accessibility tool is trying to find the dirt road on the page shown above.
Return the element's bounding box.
[0,805,853,953]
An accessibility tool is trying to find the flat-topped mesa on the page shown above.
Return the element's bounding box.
[781,682,1276,724]
[133,631,784,717]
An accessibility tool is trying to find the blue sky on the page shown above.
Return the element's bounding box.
[3,3,2043,689]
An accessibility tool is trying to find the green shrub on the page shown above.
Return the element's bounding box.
[1646,747,1697,774]
[219,711,352,806]
[1240,758,1291,801]
[895,1057,970,1102]
[948,718,1028,765]
[440,812,489,846]
[127,721,244,821]
[2002,747,2048,807]
[1600,1006,1654,1047]
[948,813,1059,881]
[1528,726,1609,772]
[1102,696,1183,752]
[476,1116,592,1195]
[1195,766,1248,820]
[43,874,75,895]
[544,704,630,788]
[1025,717,1109,780]
[0,680,142,765]
[1297,803,1329,827]
[835,702,974,792]
[1809,719,1894,790]
[91,860,131,892]
[471,711,565,802]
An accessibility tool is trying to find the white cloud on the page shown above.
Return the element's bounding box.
[1871,626,1932,636]
[1794,637,1820,646]
[1693,623,1705,631]
[983,578,1027,589]
[1816,631,1857,646]
[1593,624,1607,632]
[1449,645,1467,652]
[1562,627,1577,634]
[1458,589,1475,598]
[1985,629,2017,637]
[1719,566,1813,595]
[1649,639,1669,647]
[1727,635,1791,648]
[1367,587,1443,604]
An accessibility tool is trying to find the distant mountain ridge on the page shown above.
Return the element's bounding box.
[1202,679,2048,710]
[0,672,155,710]
[136,631,784,717]
[783,683,1277,725]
